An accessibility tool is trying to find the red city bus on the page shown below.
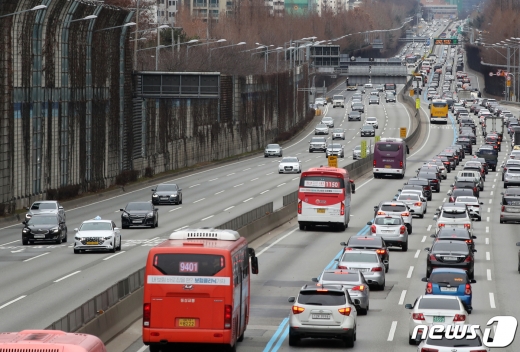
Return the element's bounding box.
[373,138,409,179]
[297,166,355,231]
[0,330,106,352]
[143,229,259,352]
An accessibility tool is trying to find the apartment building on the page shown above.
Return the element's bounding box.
[156,0,177,25]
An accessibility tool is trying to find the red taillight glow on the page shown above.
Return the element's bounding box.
[340,202,345,216]
[377,211,386,215]
[453,314,466,322]
[371,267,383,272]
[473,187,477,193]
[373,160,376,166]
[426,282,433,294]
[376,249,386,255]
[371,225,376,233]
[438,223,445,227]
[465,284,471,295]
[400,161,403,168]
[412,313,425,320]
[338,265,347,269]
[502,205,505,211]
[402,212,410,217]
[224,305,232,329]
[429,254,436,261]
[464,224,471,229]
[400,226,406,234]
[298,201,302,214]
[143,303,151,327]
[464,255,472,263]
[338,307,351,316]
[292,306,305,314]
[351,285,365,291]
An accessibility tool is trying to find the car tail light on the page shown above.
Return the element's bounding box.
[298,201,302,214]
[143,303,151,327]
[412,313,425,320]
[465,239,473,244]
[402,212,410,217]
[502,205,505,211]
[429,254,436,261]
[400,226,406,234]
[351,285,365,291]
[371,225,376,233]
[464,224,471,229]
[377,211,386,215]
[292,306,305,314]
[426,282,433,294]
[376,249,386,255]
[371,267,383,272]
[400,161,403,168]
[450,197,455,202]
[340,202,345,216]
[444,161,450,165]
[438,223,445,227]
[453,314,466,322]
[373,160,376,167]
[473,187,477,193]
[425,186,431,190]
[338,307,351,316]
[414,202,422,206]
[464,255,472,263]
[224,305,232,328]
[338,265,347,269]
[465,284,472,295]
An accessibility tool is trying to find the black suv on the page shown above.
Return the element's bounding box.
[430,227,477,252]
[456,137,472,155]
[22,214,67,245]
[417,172,441,192]
[120,202,159,228]
[340,236,389,271]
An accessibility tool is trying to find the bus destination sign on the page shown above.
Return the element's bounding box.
[434,38,458,45]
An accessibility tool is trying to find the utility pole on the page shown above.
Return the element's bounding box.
[133,0,140,71]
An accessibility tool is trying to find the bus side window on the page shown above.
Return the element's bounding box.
[242,247,249,278]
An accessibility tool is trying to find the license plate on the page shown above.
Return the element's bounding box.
[433,316,445,322]
[178,319,196,327]
[443,256,458,261]
[86,241,99,245]
[33,235,45,239]
[317,209,325,213]
[508,208,520,212]
[349,268,368,272]
[382,230,394,233]
[440,287,457,292]
[132,220,142,224]
[312,314,330,319]
[385,165,391,168]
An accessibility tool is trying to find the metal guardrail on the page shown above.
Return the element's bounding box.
[283,191,299,207]
[46,268,145,332]
[216,203,274,231]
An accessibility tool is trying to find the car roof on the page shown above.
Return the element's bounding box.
[82,219,113,224]
[341,249,380,255]
[431,267,467,274]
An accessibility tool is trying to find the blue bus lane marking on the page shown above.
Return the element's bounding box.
[263,222,373,352]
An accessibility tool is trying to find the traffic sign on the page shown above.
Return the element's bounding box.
[361,140,367,159]
[400,127,407,138]
[375,136,381,143]
[328,155,338,168]
[507,76,512,81]
[415,98,420,109]
[433,38,458,45]
[507,80,511,87]
[410,89,415,97]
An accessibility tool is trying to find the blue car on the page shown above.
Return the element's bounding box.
[421,268,476,314]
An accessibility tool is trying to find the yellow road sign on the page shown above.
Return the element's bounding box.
[507,80,511,87]
[400,127,407,138]
[415,98,420,109]
[409,89,415,97]
[375,135,381,143]
[328,155,338,168]
[361,140,367,159]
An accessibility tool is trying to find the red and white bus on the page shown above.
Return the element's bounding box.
[143,229,259,352]
[373,138,409,179]
[297,166,354,231]
[0,330,106,352]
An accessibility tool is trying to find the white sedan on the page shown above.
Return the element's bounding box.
[73,217,122,254]
[455,196,483,221]
[396,193,426,218]
[405,295,468,345]
[278,157,302,174]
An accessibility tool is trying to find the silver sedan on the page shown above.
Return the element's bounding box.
[336,250,387,290]
[353,145,371,159]
[332,128,345,140]
[367,215,409,251]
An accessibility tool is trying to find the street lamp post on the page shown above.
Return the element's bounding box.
[155,24,170,70]
[209,42,246,66]
[256,43,273,72]
[0,4,47,19]
[95,22,136,32]
[70,15,97,23]
[187,39,226,59]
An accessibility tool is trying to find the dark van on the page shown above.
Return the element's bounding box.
[477,147,498,171]
[373,138,409,179]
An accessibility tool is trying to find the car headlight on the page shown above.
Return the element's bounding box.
[122,212,129,217]
[152,194,158,197]
[25,214,32,219]
[147,212,154,218]
[104,236,113,240]
[22,228,29,233]
[171,193,177,197]
[51,227,60,233]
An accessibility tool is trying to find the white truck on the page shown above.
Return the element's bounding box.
[332,94,345,108]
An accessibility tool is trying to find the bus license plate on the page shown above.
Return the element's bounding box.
[86,241,98,245]
[178,319,196,327]
[317,209,325,213]
[385,165,391,168]
[433,316,445,323]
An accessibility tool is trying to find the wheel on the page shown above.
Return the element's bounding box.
[179,196,182,204]
[428,196,432,201]
[74,248,79,254]
[378,279,385,291]
[409,335,417,345]
[55,236,62,244]
[344,331,355,348]
[500,219,504,223]
[402,242,408,252]
[419,213,424,219]
[22,239,28,245]
[337,223,346,232]
[357,305,368,315]
[469,270,474,280]
[122,224,129,229]
[63,232,68,243]
[288,328,300,346]
[110,243,116,253]
[149,345,162,352]
[504,184,508,188]
[299,223,305,231]
[385,265,388,273]
[117,237,122,250]
[237,332,245,342]
[407,225,413,235]
[264,155,268,158]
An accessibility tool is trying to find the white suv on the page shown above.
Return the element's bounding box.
[433,204,473,235]
[288,285,358,347]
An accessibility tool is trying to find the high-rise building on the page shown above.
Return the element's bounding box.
[315,0,348,16]
[156,0,177,25]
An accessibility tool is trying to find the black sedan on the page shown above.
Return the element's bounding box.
[152,183,183,205]
[121,202,159,228]
[430,227,477,252]
[360,125,375,137]
[22,214,67,245]
[425,240,476,279]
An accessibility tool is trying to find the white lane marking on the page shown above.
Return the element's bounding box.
[201,215,214,221]
[234,183,244,188]
[227,173,235,176]
[398,290,407,305]
[258,164,265,167]
[0,240,19,246]
[421,236,426,243]
[494,179,497,182]
[490,191,494,195]
[0,296,26,310]
[387,321,398,341]
[23,252,49,262]
[10,249,24,253]
[489,293,496,308]
[443,198,446,202]
[243,168,251,171]
[488,207,490,213]
[487,269,492,281]
[251,178,259,181]
[209,178,218,182]
[193,198,205,203]
[169,207,182,213]
[407,266,414,279]
[257,228,299,257]
[486,226,489,233]
[266,172,274,175]
[103,251,125,261]
[427,225,432,231]
[485,238,489,245]
[486,252,490,260]
[414,250,421,258]
[243,198,253,203]
[277,183,286,187]
[189,184,200,188]
[54,271,81,282]
[136,345,148,352]
[486,217,489,222]
[260,190,270,194]
[292,177,299,181]
[174,225,188,231]
[492,184,495,189]
[215,190,225,195]
[224,206,234,211]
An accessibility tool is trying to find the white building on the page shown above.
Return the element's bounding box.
[156,0,177,25]
[265,0,285,16]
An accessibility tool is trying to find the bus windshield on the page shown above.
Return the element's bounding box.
[153,253,225,276]
[377,143,400,152]
[432,102,448,108]
[384,83,396,91]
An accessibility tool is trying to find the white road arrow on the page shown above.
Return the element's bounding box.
[11,249,25,253]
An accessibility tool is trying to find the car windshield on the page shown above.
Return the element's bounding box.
[362,126,373,130]
[298,291,346,306]
[316,124,327,128]
[30,202,57,210]
[328,145,341,149]
[367,117,376,121]
[267,144,280,149]
[156,184,178,192]
[282,157,298,163]
[27,216,58,225]
[333,95,343,100]
[374,217,402,225]
[322,118,333,122]
[433,242,469,252]
[418,297,460,310]
[333,129,343,133]
[79,222,112,231]
[341,252,378,263]
[125,203,152,211]
[321,272,359,282]
[455,197,477,203]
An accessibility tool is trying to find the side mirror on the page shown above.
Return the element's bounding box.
[340,242,346,246]
[433,215,438,220]
[151,188,156,191]
[410,209,415,213]
[114,227,120,232]
[447,191,452,196]
[450,184,454,187]
[374,206,378,210]
[22,221,27,225]
[405,303,413,309]
[470,279,477,284]
[472,249,477,252]
[421,277,428,282]
[311,277,318,282]
[251,256,259,274]
[58,206,64,210]
[119,208,125,212]
[398,189,402,192]
[480,202,483,205]
[424,247,431,251]
[154,208,159,211]
[74,228,79,232]
[383,260,389,265]
[367,221,373,225]
[288,297,295,303]
[353,299,361,306]
[430,234,436,238]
